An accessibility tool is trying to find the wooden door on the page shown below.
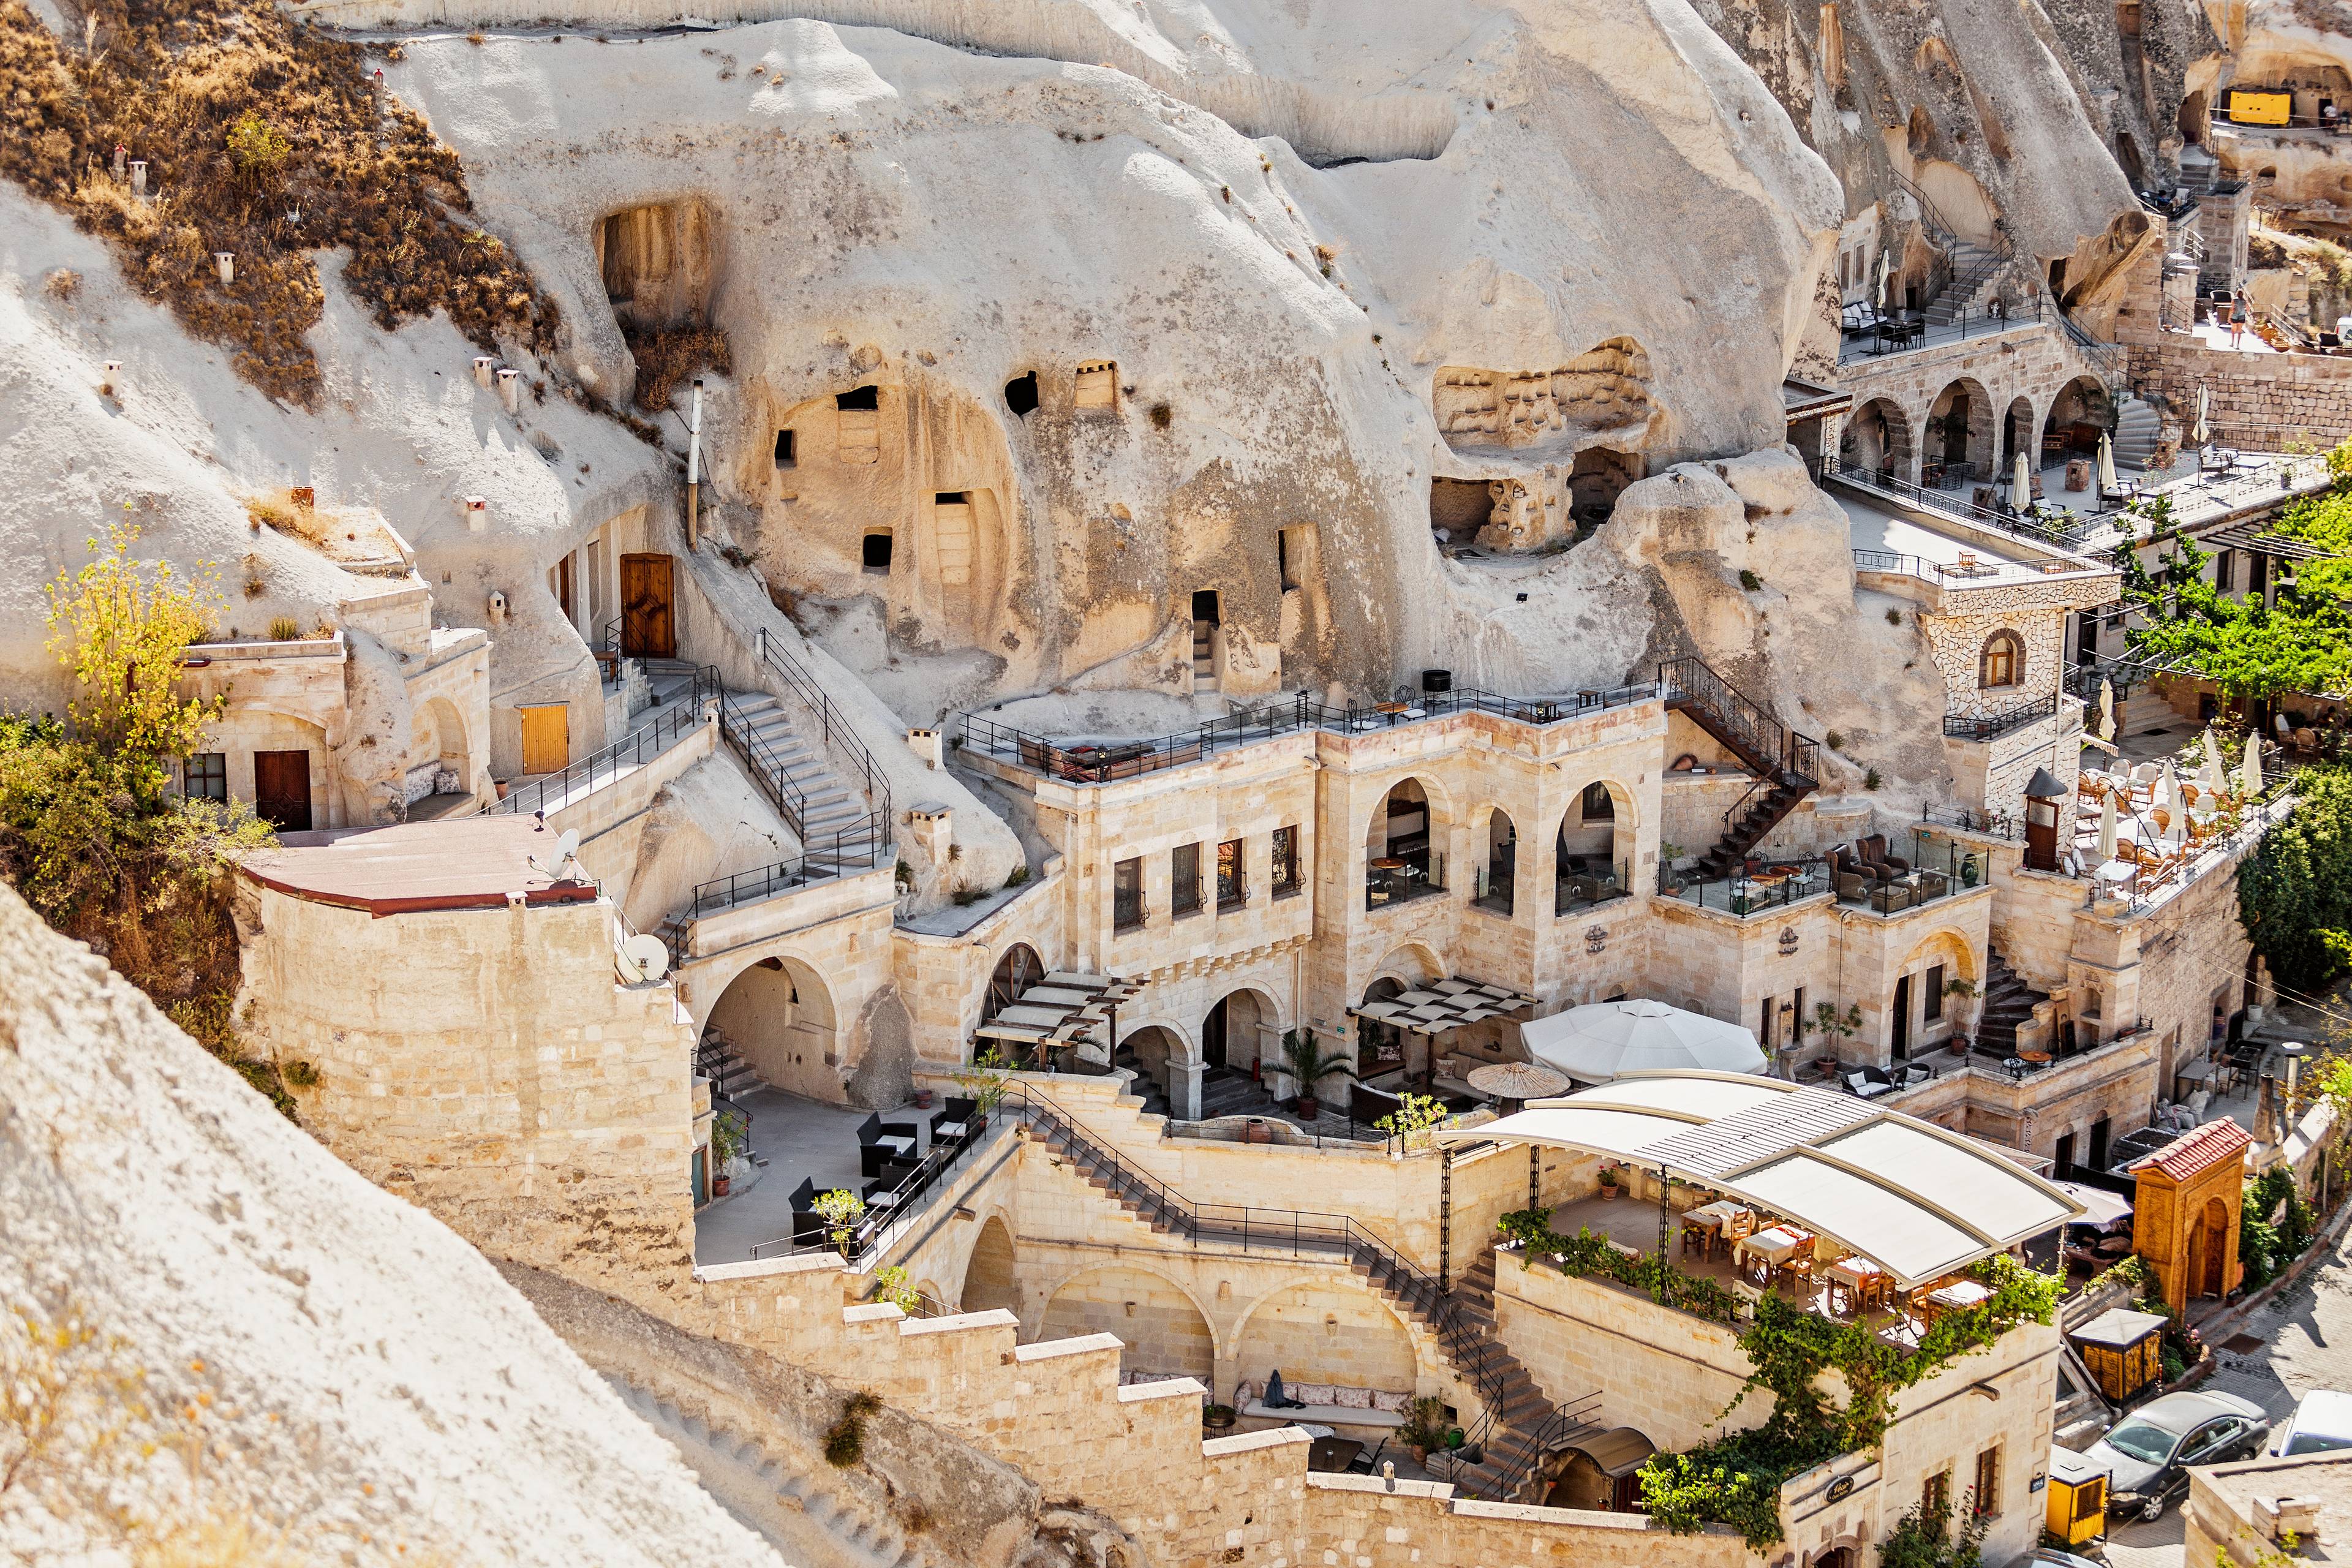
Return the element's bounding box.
[1891,974,1912,1060]
[252,750,313,832]
[619,552,677,658]
[519,704,570,774]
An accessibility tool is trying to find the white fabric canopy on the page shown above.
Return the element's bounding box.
[1441,1070,2082,1288]
[2052,1180,2133,1229]
[1520,1000,1766,1084]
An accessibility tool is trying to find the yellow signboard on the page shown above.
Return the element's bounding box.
[2229,89,2293,126]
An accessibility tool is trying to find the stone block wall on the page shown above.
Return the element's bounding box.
[241,886,699,1312]
[2125,334,2352,446]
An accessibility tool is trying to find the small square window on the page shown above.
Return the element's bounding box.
[862,533,894,574]
[185,752,227,802]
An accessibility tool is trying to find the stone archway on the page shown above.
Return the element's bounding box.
[1037,1264,1215,1381]
[1365,775,1454,909]
[1232,1279,1418,1400]
[1203,986,1280,1079]
[2001,394,2037,466]
[1556,778,1637,914]
[1838,397,1913,481]
[2043,375,2114,461]
[1924,376,1996,483]
[961,1214,1017,1314]
[1116,1022,1188,1115]
[705,954,839,1101]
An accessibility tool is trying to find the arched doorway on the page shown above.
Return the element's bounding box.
[1358,976,1408,1079]
[1038,1265,1213,1379]
[1479,807,1518,915]
[2194,1196,2231,1298]
[986,943,1044,1023]
[1202,995,1230,1072]
[961,1215,1017,1314]
[1924,377,1994,483]
[2180,89,2208,148]
[1115,1023,1184,1115]
[1839,398,1913,480]
[1366,777,1447,907]
[418,697,471,797]
[2002,395,2036,466]
[1557,780,1635,913]
[2043,375,2114,463]
[1540,1428,1656,1512]
[1202,987,1273,1080]
[1235,1280,1416,1397]
[705,955,837,1101]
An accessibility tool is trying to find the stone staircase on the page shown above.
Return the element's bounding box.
[721,691,884,865]
[1191,621,1218,692]
[609,1377,951,1568]
[2113,396,2162,472]
[1974,946,2049,1060]
[1924,239,2005,327]
[1014,1090,1596,1502]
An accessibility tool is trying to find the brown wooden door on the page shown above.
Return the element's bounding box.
[619,552,676,658]
[519,705,570,775]
[252,750,313,832]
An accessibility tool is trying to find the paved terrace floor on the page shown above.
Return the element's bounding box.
[694,1086,961,1267]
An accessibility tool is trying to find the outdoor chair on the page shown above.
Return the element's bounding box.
[1842,1070,1895,1100]
[1856,834,1910,878]
[788,1177,827,1248]
[859,1112,919,1178]
[932,1096,979,1146]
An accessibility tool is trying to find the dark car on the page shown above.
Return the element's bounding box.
[2080,1390,2270,1520]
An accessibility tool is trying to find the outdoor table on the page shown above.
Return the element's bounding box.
[2016,1050,2052,1066]
[1682,1199,1748,1262]
[875,1133,916,1156]
[1739,1225,1812,1289]
[1921,1278,1992,1325]
[1308,1436,1365,1474]
[1824,1256,1887,1317]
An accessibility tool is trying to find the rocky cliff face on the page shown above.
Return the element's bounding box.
[0,880,782,1562]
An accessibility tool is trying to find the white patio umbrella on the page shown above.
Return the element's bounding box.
[2150,760,2173,810]
[2053,1181,2134,1229]
[2098,431,2119,495]
[2162,758,2184,809]
[2097,793,2119,860]
[2099,678,2117,742]
[2242,731,2265,797]
[1875,247,1893,314]
[2201,726,2228,794]
[2013,446,2033,510]
[1520,999,1766,1085]
[2194,386,2211,449]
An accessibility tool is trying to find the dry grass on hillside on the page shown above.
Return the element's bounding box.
[623,314,732,413]
[0,0,556,407]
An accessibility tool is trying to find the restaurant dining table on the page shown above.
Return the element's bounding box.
[1738,1224,1814,1289]
[1823,1256,1888,1317]
[1920,1278,1992,1326]
[1681,1200,1751,1263]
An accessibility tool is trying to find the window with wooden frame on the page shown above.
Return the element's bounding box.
[1171,842,1203,917]
[1972,1445,2000,1515]
[1978,629,2023,689]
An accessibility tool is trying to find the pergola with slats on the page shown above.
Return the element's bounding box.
[1351,976,1535,1038]
[973,971,1140,1060]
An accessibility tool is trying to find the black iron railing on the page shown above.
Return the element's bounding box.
[1555,859,1631,915]
[1657,860,1830,917]
[754,627,894,857]
[1821,460,2106,550]
[954,681,1663,785]
[1915,803,2021,840]
[1944,692,2067,741]
[490,665,720,818]
[688,821,895,916]
[1366,854,1446,911]
[1656,656,1819,788]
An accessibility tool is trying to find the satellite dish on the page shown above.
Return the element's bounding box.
[530,828,584,883]
[619,932,669,983]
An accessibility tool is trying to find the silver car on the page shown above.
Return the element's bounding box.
[2080,1389,2270,1520]
[2272,1389,2352,1457]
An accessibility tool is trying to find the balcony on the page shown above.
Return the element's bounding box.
[1365,855,1446,911]
[1945,692,2068,742]
[1555,859,1631,916]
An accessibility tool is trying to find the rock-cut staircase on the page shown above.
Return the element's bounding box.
[721,691,884,867]
[1974,946,2049,1060]
[1659,657,1823,882]
[1016,1092,1600,1502]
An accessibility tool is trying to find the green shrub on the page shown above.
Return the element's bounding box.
[1739,568,1764,591]
[823,1390,883,1467]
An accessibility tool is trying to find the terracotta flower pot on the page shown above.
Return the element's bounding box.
[712,1174,731,1197]
[1296,1096,1319,1120]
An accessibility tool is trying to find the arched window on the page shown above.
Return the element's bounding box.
[1979,630,2024,690]
[1580,781,1615,821]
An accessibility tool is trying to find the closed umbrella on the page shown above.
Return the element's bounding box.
[1875,247,1893,314]
[2098,793,2119,861]
[2150,760,2173,810]
[2201,727,2228,794]
[2242,731,2265,797]
[2014,446,2033,510]
[2195,386,2211,450]
[2162,758,2184,809]
[2099,677,2117,742]
[1520,999,1766,1085]
[2098,431,2119,496]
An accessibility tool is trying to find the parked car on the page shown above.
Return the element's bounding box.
[2024,1551,2102,1568]
[2081,1390,2270,1520]
[2272,1388,2352,1457]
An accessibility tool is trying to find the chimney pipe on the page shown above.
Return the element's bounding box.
[473,355,497,390]
[496,368,520,414]
[216,252,235,286]
[685,377,704,550]
[464,496,490,532]
[129,160,146,196]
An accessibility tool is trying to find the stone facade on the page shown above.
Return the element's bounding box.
[1833,321,2120,486]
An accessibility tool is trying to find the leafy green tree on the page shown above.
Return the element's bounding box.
[2117,490,2352,702]
[2238,764,2352,990]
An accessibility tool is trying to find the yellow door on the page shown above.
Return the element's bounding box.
[519,704,569,774]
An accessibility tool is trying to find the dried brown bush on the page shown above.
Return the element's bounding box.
[624,314,732,412]
[0,0,556,407]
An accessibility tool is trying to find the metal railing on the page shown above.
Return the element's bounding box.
[1476,1390,1606,1505]
[1555,859,1631,916]
[1365,854,1447,911]
[1852,548,2102,590]
[1822,459,2107,551]
[1659,859,1830,916]
[1656,656,1819,788]
[490,665,719,818]
[2078,772,2296,915]
[687,821,894,917]
[955,682,1664,785]
[753,627,894,857]
[1114,889,1149,931]
[1944,692,2067,741]
[1915,802,2021,841]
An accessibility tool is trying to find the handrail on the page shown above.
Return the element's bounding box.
[489,665,720,818]
[1480,1389,1605,1504]
[755,627,894,854]
[955,680,1664,786]
[1656,655,1818,788]
[1820,459,2107,551]
[688,821,894,917]
[1944,692,2067,741]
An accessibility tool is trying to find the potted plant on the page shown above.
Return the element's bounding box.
[913,1085,935,1111]
[1278,1027,1357,1120]
[955,1044,1012,1136]
[812,1188,867,1260]
[1202,1402,1237,1433]
[1399,1396,1446,1464]
[709,1110,745,1197]
[1659,842,1686,897]
[1599,1165,1623,1202]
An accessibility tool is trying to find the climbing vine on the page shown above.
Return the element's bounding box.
[1494,1211,2060,1549]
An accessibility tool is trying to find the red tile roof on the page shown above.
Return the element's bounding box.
[2131,1118,2252,1183]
